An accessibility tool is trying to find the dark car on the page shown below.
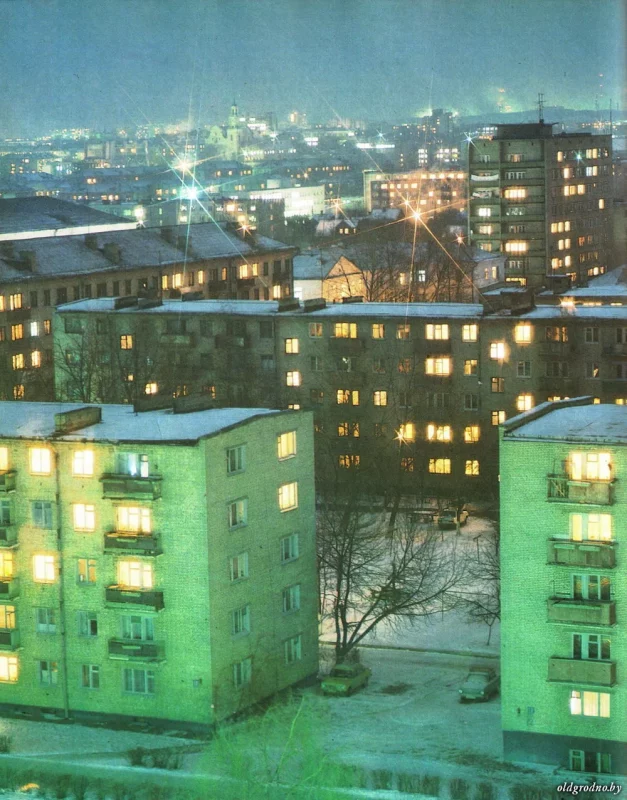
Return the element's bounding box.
[321,663,372,696]
[459,667,499,702]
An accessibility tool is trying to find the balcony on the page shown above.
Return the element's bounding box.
[548,539,616,569]
[0,578,19,600]
[328,371,366,388]
[0,527,17,548]
[108,638,165,662]
[547,475,615,506]
[104,532,162,556]
[0,472,16,494]
[100,474,162,501]
[161,332,196,348]
[0,629,20,650]
[105,586,164,611]
[547,657,616,686]
[547,598,616,626]
[329,338,364,356]
[603,343,627,358]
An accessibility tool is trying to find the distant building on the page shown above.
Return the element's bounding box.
[0,402,317,730]
[500,398,626,775]
[363,169,466,216]
[468,124,613,289]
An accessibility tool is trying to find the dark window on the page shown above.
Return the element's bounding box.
[72,285,81,301]
[96,283,107,298]
[30,291,38,308]
[263,262,269,276]
[56,288,68,305]
[260,321,273,338]
[43,290,51,306]
[124,280,132,295]
[166,319,186,335]
[83,285,92,298]
[200,320,213,336]
[112,281,120,295]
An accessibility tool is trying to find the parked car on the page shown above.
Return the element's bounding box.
[321,663,372,696]
[459,667,499,702]
[435,507,469,529]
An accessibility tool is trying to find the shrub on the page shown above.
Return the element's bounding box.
[126,746,148,767]
[420,774,441,796]
[372,769,393,790]
[450,777,471,800]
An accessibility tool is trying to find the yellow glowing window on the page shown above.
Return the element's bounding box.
[286,371,301,387]
[464,359,478,376]
[278,482,298,512]
[334,322,357,339]
[29,448,51,475]
[30,351,41,368]
[599,199,605,209]
[514,323,532,344]
[569,452,611,482]
[336,390,359,405]
[490,342,506,360]
[464,426,480,443]
[144,383,158,396]
[338,454,360,469]
[272,285,282,299]
[12,354,24,370]
[372,323,385,339]
[161,275,168,290]
[0,553,13,578]
[396,324,411,340]
[277,431,297,460]
[0,448,7,472]
[118,560,153,589]
[426,424,452,442]
[465,460,480,476]
[570,513,612,542]
[398,423,415,441]
[172,273,183,288]
[120,335,133,350]
[72,450,94,476]
[462,324,478,342]
[73,504,96,532]
[33,554,55,583]
[0,656,18,683]
[504,188,526,199]
[117,507,151,533]
[10,324,23,341]
[425,323,449,340]
[373,390,387,407]
[491,411,506,427]
[516,393,534,412]
[428,458,451,475]
[425,357,451,376]
[284,338,299,354]
[9,294,22,311]
[505,241,528,254]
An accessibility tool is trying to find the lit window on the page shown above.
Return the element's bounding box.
[120,335,133,350]
[286,371,301,387]
[504,188,526,199]
[570,514,612,542]
[372,323,385,339]
[464,426,480,443]
[232,605,250,635]
[285,338,299,354]
[285,634,302,664]
[233,658,252,688]
[336,389,359,405]
[373,390,387,407]
[598,199,605,210]
[462,324,478,342]
[396,324,411,340]
[117,507,151,533]
[9,294,22,311]
[569,690,610,718]
[334,322,357,339]
[161,275,168,290]
[491,411,506,426]
[278,482,298,512]
[10,324,23,341]
[33,554,55,583]
[569,452,611,482]
[309,323,323,338]
[228,498,248,529]
[11,354,24,370]
[77,558,97,584]
[428,458,451,474]
[489,342,506,360]
[514,323,532,344]
[0,448,8,472]
[73,504,96,532]
[172,273,183,288]
[516,393,534,412]
[398,423,415,441]
[504,242,528,254]
[230,552,249,581]
[72,450,94,477]
[426,424,452,442]
[425,357,451,376]
[144,382,158,395]
[425,324,449,340]
[477,208,491,218]
[29,448,52,475]
[464,359,478,376]
[0,656,18,683]
[117,561,153,589]
[277,431,297,460]
[465,460,480,476]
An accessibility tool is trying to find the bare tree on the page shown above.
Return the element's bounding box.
[318,491,467,663]
[464,526,500,645]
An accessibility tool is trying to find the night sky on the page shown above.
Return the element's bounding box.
[0,0,623,137]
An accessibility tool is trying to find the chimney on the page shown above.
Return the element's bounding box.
[102,243,121,264]
[160,227,176,244]
[54,406,102,434]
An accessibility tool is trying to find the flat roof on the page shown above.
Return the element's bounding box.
[0,402,286,444]
[503,402,627,445]
[0,197,135,238]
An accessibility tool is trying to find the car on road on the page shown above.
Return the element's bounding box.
[459,667,499,702]
[321,663,372,696]
[435,507,469,529]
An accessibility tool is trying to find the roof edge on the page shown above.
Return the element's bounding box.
[501,396,595,436]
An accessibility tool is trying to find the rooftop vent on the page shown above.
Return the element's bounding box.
[160,227,176,244]
[341,296,364,304]
[54,406,102,434]
[277,297,300,312]
[84,234,98,250]
[182,291,204,302]
[303,298,326,312]
[133,396,173,413]
[137,298,163,309]
[173,394,219,414]
[102,242,121,264]
[114,296,138,310]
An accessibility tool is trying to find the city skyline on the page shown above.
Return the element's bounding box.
[0,0,624,138]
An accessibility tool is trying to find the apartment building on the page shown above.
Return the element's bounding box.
[363,169,466,216]
[52,297,627,498]
[0,402,316,731]
[468,123,612,289]
[0,221,295,401]
[500,398,626,774]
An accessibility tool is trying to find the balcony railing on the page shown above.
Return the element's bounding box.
[0,472,16,494]
[0,629,20,650]
[105,586,164,611]
[328,338,364,355]
[547,598,616,626]
[548,539,616,569]
[547,657,616,686]
[100,474,162,501]
[108,638,165,662]
[547,475,615,506]
[0,527,17,548]
[104,532,162,556]
[0,578,19,600]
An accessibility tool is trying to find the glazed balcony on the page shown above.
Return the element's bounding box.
[329,338,365,356]
[108,638,165,662]
[0,578,19,600]
[548,539,616,569]
[0,472,16,494]
[547,657,616,686]
[0,629,20,650]
[547,475,615,506]
[105,586,164,611]
[547,598,616,626]
[0,527,17,548]
[100,474,162,501]
[104,531,162,556]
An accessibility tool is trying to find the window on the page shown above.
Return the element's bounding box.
[117,453,149,477]
[39,660,58,686]
[0,605,15,630]
[396,324,411,340]
[228,498,248,529]
[572,574,611,602]
[336,389,359,405]
[77,611,98,637]
[9,293,22,311]
[11,353,24,371]
[372,323,385,339]
[504,241,528,253]
[0,448,7,472]
[464,426,480,443]
[282,584,301,613]
[425,324,449,340]
[285,634,302,664]
[570,514,612,542]
[517,361,531,378]
[33,554,55,583]
[569,690,610,718]
[584,327,599,344]
[277,431,297,460]
[117,560,152,589]
[334,322,357,339]
[491,411,506,426]
[569,452,611,481]
[464,359,478,376]
[43,319,51,335]
[36,607,56,634]
[373,390,388,407]
[286,371,301,387]
[491,377,505,393]
[29,448,52,475]
[77,558,97,584]
[72,450,94,476]
[73,504,96,532]
[278,482,298,512]
[10,324,23,341]
[425,357,451,376]
[120,335,133,350]
[309,322,323,338]
[514,323,532,344]
[116,507,151,533]
[233,657,252,688]
[32,501,53,529]
[399,422,416,441]
[477,207,491,217]
[232,605,250,635]
[123,668,155,695]
[0,552,13,579]
[0,656,18,683]
[229,552,249,581]
[337,422,359,438]
[281,534,299,563]
[372,357,386,374]
[144,382,158,395]
[426,424,451,442]
[285,338,299,354]
[464,394,479,411]
[573,633,611,661]
[310,356,323,372]
[465,460,480,476]
[226,445,246,475]
[569,750,612,775]
[516,393,534,412]
[81,664,100,689]
[429,459,451,475]
[489,342,506,360]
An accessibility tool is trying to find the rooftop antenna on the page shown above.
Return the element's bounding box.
[537,92,545,124]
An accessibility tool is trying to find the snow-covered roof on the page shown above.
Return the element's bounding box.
[0,402,285,444]
[503,401,627,444]
[518,306,627,320]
